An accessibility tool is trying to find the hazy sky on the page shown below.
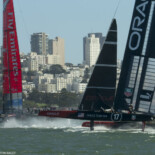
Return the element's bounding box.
[0,0,135,64]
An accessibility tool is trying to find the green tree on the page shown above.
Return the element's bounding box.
[28,89,42,103]
[22,71,37,76]
[65,63,73,67]
[49,65,66,75]
[57,89,80,107]
[26,88,82,108]
[43,65,66,77]
[82,68,90,82]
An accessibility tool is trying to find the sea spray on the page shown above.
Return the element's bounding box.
[0,117,154,134]
[0,117,84,129]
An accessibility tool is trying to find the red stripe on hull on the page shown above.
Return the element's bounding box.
[39,110,78,118]
[82,121,124,128]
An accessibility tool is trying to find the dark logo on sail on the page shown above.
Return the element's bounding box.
[85,95,114,101]
[140,90,153,101]
[98,94,114,102]
[128,0,149,51]
[124,88,133,97]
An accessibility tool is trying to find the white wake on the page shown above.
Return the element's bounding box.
[0,117,155,134]
[0,117,84,129]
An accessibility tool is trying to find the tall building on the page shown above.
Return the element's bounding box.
[88,33,105,49]
[83,33,105,66]
[46,55,60,65]
[31,32,48,55]
[48,37,65,66]
[29,52,46,65]
[28,58,38,71]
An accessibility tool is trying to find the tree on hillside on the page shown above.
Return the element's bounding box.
[50,65,66,74]
[43,64,66,76]
[26,88,81,108]
[22,71,37,76]
[82,68,90,82]
[65,63,73,67]
[58,88,80,107]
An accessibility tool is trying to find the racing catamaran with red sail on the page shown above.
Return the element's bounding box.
[2,0,22,117]
[39,0,155,130]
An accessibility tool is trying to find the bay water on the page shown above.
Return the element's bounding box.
[0,117,155,155]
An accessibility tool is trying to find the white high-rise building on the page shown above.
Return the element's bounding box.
[37,55,46,65]
[46,54,60,65]
[55,77,67,92]
[83,34,101,66]
[28,58,38,71]
[29,52,46,65]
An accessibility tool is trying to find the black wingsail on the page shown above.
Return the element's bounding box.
[114,0,155,114]
[135,1,155,114]
[79,19,117,111]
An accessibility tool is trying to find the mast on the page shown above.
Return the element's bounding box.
[79,19,117,111]
[114,0,155,114]
[3,0,22,113]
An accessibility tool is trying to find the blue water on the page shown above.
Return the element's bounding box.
[0,118,155,155]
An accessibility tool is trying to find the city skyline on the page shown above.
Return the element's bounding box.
[0,0,135,64]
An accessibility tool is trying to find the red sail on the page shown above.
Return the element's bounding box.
[3,0,22,111]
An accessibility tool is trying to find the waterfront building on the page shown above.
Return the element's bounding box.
[28,57,38,71]
[72,78,87,93]
[46,54,60,65]
[38,74,54,84]
[38,83,56,93]
[37,55,46,65]
[55,76,67,92]
[22,81,36,93]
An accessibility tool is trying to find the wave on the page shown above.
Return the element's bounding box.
[0,117,155,134]
[0,117,83,129]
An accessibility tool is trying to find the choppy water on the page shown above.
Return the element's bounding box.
[0,117,155,155]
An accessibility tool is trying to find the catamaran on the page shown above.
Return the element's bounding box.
[0,0,23,122]
[39,0,155,131]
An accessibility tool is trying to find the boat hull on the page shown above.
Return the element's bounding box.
[38,110,154,122]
